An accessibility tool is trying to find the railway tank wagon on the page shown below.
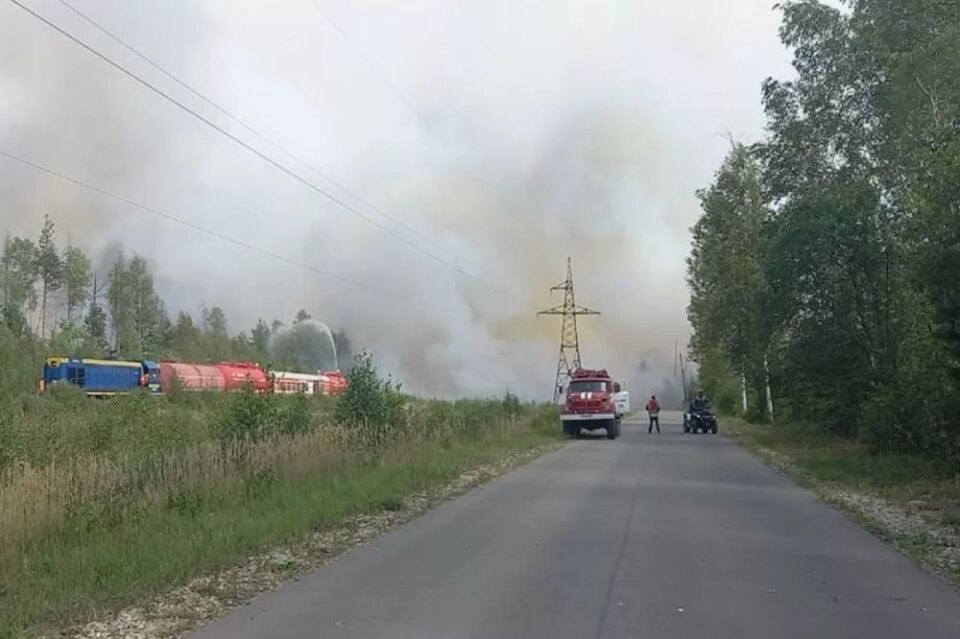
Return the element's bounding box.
[158,362,226,392]
[216,362,271,393]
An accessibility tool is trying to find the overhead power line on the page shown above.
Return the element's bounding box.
[304,1,512,276]
[309,0,423,122]
[0,147,455,312]
[53,0,453,262]
[7,0,531,308]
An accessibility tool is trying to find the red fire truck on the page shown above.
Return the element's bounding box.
[559,368,621,440]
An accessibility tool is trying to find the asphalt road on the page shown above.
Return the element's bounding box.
[190,412,960,639]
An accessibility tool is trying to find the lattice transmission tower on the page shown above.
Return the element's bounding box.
[538,257,600,402]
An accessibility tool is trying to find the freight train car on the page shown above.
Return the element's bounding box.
[153,362,271,394]
[42,357,348,397]
[216,362,271,393]
[158,362,226,392]
[272,371,323,395]
[271,370,349,396]
[42,357,161,396]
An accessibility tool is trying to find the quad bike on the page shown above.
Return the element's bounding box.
[684,409,718,434]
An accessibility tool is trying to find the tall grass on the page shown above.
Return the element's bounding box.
[1,427,345,557]
[0,378,558,636]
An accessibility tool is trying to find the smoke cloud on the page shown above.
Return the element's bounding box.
[0,0,792,399]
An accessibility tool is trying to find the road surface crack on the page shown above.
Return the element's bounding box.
[593,457,646,639]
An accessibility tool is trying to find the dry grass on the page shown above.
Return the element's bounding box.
[0,401,558,637]
[0,427,353,559]
[0,412,529,559]
[63,443,559,639]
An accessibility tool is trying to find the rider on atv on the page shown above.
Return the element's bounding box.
[690,391,711,414]
[685,391,718,434]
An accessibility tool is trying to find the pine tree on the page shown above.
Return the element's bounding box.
[170,312,202,360]
[107,252,132,355]
[251,319,271,359]
[127,255,165,357]
[62,245,91,323]
[36,215,64,338]
[203,306,230,360]
[84,299,108,354]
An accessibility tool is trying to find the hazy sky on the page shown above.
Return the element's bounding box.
[0,0,793,398]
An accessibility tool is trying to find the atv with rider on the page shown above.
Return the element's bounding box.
[683,391,718,434]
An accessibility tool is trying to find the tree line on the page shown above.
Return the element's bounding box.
[0,216,352,386]
[686,0,960,459]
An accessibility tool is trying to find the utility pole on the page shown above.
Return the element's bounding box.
[675,339,691,409]
[538,257,599,402]
[678,349,689,408]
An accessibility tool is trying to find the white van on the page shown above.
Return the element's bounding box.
[612,379,630,418]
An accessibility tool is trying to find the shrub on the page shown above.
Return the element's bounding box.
[502,391,522,416]
[334,352,406,451]
[214,386,273,442]
[275,392,314,437]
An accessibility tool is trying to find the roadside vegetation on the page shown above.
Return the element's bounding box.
[0,350,557,637]
[0,199,558,638]
[688,0,960,457]
[685,1,960,585]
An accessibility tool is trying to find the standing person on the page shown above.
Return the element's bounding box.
[645,395,661,434]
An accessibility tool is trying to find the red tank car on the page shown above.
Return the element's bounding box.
[215,362,271,393]
[159,362,226,392]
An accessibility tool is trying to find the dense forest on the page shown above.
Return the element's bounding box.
[687,0,960,460]
[0,215,352,397]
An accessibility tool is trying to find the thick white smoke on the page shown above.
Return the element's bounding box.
[0,0,792,399]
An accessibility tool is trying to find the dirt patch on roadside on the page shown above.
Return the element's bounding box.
[56,443,559,639]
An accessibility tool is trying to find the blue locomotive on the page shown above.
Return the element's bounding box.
[41,357,162,396]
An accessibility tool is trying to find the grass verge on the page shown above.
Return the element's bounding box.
[725,418,960,589]
[0,412,560,638]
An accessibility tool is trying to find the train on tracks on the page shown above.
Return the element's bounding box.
[40,357,348,397]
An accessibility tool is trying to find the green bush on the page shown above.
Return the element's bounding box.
[275,392,314,437]
[214,386,274,442]
[166,487,205,518]
[334,352,406,451]
[502,391,522,417]
[0,326,44,400]
[213,387,319,443]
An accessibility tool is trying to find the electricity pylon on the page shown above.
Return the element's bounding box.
[538,257,600,402]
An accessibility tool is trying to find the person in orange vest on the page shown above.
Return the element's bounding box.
[645,395,661,434]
